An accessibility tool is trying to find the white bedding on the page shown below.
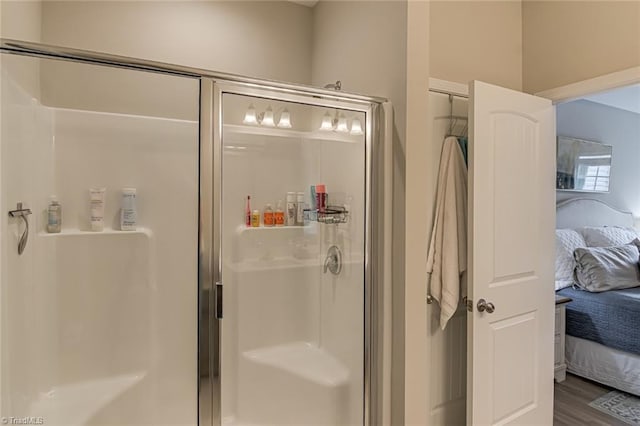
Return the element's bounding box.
[566,335,640,396]
[556,199,639,396]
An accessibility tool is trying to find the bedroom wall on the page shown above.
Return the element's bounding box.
[523,0,640,94]
[556,100,640,222]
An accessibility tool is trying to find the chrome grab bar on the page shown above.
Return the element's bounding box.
[8,202,32,255]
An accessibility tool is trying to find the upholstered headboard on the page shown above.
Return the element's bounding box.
[556,198,634,229]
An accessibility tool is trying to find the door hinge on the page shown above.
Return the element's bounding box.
[463,297,473,312]
[215,282,223,319]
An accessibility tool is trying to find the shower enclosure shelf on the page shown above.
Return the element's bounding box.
[38,228,153,238]
[236,224,313,233]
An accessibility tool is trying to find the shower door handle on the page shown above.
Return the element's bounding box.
[215,282,223,319]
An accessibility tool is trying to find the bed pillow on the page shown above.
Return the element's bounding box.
[555,229,587,290]
[573,243,640,292]
[581,226,640,247]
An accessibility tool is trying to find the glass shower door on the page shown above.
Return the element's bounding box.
[0,53,200,425]
[219,90,368,425]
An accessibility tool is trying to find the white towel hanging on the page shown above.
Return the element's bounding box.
[426,136,468,329]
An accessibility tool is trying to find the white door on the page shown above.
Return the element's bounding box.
[467,81,556,426]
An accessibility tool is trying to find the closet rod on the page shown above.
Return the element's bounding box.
[428,88,469,99]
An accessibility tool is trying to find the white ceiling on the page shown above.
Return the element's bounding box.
[288,0,319,7]
[582,83,640,115]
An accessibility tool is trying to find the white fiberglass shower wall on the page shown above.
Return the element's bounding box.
[1,41,380,426]
[1,53,200,424]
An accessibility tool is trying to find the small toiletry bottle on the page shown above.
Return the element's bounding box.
[316,184,327,213]
[286,192,296,226]
[251,209,260,227]
[120,188,137,231]
[47,195,62,233]
[295,192,305,226]
[303,203,310,226]
[309,186,317,221]
[264,204,274,227]
[275,200,285,227]
[90,188,106,232]
[245,195,251,227]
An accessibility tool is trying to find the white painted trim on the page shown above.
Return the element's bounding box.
[429,77,469,97]
[535,66,640,104]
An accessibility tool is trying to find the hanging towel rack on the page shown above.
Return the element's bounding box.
[8,202,32,255]
[429,88,469,138]
[444,93,468,138]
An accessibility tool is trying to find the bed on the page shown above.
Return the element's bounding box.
[556,198,640,396]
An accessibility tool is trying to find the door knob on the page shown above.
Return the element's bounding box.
[477,299,495,314]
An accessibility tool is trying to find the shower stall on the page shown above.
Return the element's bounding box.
[0,40,385,425]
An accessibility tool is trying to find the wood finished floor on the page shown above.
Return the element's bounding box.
[554,374,630,426]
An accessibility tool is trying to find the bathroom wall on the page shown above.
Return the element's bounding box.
[35,1,313,118]
[0,0,42,98]
[556,99,640,218]
[40,1,313,84]
[311,2,409,424]
[523,0,640,94]
[430,1,523,91]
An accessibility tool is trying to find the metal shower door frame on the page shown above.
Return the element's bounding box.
[200,80,380,426]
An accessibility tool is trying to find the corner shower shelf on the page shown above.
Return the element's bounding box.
[38,227,153,238]
[243,341,349,387]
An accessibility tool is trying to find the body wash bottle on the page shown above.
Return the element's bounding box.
[47,195,62,233]
[120,188,137,231]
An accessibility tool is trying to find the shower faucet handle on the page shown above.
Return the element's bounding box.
[8,202,32,255]
[323,245,343,276]
[8,202,32,217]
